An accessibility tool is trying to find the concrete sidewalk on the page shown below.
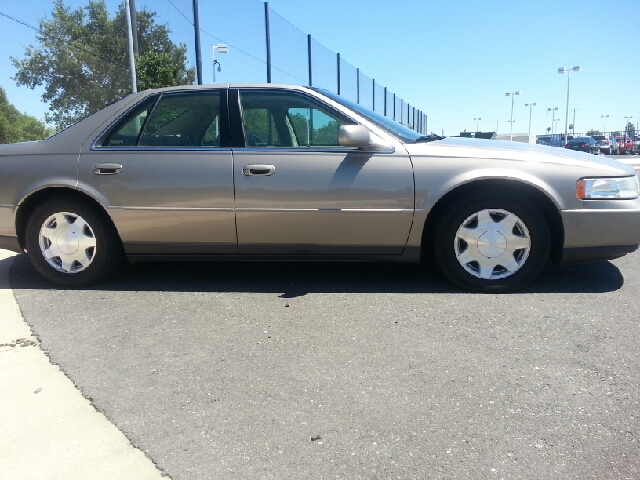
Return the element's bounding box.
[0,249,166,480]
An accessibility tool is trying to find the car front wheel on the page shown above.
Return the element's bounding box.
[25,198,122,287]
[434,194,551,293]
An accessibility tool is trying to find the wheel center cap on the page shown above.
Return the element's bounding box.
[56,230,79,255]
[477,231,507,258]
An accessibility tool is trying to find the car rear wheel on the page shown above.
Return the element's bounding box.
[25,198,122,286]
[433,193,551,293]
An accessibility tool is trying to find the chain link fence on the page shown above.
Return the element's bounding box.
[178,0,427,133]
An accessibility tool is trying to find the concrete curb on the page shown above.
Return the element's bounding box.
[0,250,166,480]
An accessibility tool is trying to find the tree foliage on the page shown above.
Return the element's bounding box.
[624,121,635,137]
[136,51,189,91]
[11,0,195,129]
[585,129,601,136]
[0,87,53,144]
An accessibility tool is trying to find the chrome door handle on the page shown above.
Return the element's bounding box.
[93,163,122,175]
[243,164,275,176]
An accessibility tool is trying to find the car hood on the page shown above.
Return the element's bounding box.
[403,137,635,176]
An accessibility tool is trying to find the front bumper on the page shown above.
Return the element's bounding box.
[559,198,640,264]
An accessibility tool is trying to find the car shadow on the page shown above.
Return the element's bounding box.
[5,253,625,295]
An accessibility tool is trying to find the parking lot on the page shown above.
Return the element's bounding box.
[6,245,640,479]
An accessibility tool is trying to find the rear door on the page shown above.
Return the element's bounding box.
[78,89,237,255]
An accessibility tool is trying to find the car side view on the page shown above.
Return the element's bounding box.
[1,84,639,292]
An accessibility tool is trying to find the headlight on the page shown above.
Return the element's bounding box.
[576,176,639,199]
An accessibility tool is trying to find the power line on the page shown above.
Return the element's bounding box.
[0,11,129,72]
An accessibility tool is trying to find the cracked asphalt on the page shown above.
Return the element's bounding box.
[8,251,640,479]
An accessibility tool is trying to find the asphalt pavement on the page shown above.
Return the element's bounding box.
[6,251,640,479]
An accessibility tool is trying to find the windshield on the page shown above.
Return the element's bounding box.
[310,87,423,144]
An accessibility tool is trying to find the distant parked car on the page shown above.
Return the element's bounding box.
[592,135,618,155]
[565,136,600,155]
[616,136,633,155]
[632,135,640,155]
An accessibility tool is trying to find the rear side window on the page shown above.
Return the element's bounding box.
[140,92,222,147]
[102,97,156,146]
[101,91,224,148]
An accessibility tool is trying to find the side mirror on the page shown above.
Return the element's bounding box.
[339,125,371,148]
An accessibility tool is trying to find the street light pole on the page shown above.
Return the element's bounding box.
[601,114,609,134]
[558,66,581,145]
[474,117,481,131]
[505,91,521,141]
[525,103,536,137]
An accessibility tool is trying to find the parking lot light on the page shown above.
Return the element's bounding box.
[548,107,558,135]
[211,44,229,82]
[601,115,609,134]
[558,66,581,145]
[525,103,536,136]
[505,91,521,141]
[474,117,481,131]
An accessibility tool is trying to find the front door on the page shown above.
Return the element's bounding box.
[231,88,414,255]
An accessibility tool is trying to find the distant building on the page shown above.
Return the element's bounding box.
[495,133,535,144]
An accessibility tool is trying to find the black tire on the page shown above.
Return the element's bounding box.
[433,193,551,293]
[25,198,122,287]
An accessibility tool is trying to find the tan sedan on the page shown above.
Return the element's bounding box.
[1,84,639,292]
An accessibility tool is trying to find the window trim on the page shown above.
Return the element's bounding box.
[92,88,232,150]
[233,87,359,151]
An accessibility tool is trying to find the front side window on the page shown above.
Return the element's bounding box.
[239,90,354,148]
[311,87,423,144]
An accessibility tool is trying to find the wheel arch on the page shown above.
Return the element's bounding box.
[420,179,564,264]
[15,187,121,253]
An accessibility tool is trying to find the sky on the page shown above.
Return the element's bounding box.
[1,0,639,137]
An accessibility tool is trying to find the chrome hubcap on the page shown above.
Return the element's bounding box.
[38,212,97,274]
[454,209,531,280]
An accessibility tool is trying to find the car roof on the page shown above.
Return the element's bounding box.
[145,83,313,94]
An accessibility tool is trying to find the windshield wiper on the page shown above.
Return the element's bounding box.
[413,134,444,143]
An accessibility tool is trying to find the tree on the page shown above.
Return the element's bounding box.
[586,129,601,136]
[0,87,53,144]
[137,52,190,91]
[624,121,635,137]
[11,0,195,129]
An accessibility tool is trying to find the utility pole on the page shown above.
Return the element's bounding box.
[192,0,203,84]
[129,0,138,56]
[264,2,272,83]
